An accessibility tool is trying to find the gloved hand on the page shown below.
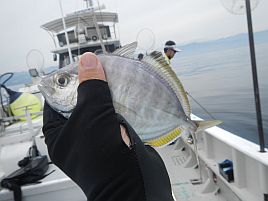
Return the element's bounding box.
[78,53,130,147]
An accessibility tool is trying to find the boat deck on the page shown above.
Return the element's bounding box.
[1,126,265,201]
[0,144,227,201]
[157,143,227,201]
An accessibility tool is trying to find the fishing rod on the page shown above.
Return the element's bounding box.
[58,0,74,64]
[186,92,216,120]
[244,0,266,153]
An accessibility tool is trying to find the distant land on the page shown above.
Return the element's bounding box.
[2,29,267,87]
[179,29,268,55]
[2,66,57,87]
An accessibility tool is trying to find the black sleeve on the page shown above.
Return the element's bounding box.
[42,101,68,158]
[42,80,145,201]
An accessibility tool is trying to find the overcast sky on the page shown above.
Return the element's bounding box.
[0,0,267,73]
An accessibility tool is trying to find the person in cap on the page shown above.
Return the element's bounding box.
[163,40,181,65]
[164,41,181,146]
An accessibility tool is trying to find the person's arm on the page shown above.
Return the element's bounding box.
[43,79,123,163]
[42,53,136,199]
[42,101,67,156]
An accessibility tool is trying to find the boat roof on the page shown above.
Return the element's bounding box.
[41,10,118,33]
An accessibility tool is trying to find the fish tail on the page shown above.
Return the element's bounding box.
[193,120,222,133]
[145,127,182,148]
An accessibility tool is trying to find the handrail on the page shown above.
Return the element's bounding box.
[1,111,43,122]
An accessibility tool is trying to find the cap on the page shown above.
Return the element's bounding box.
[164,40,181,52]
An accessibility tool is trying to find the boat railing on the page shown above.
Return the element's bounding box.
[0,104,43,137]
[183,114,268,201]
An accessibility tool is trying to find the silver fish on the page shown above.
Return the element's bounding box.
[38,42,221,147]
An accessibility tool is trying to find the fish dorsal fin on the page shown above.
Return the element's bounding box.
[112,42,137,58]
[142,51,191,117]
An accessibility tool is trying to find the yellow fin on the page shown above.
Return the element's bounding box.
[145,127,182,147]
[143,51,191,117]
[194,120,223,133]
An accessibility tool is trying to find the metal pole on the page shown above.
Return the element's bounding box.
[85,0,107,53]
[92,13,107,53]
[58,0,74,64]
[245,0,266,152]
[264,194,268,201]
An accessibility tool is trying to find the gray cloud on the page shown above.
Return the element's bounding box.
[0,0,267,73]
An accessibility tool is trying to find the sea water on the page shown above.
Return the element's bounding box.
[173,42,268,148]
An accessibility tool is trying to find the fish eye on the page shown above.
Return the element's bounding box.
[56,74,70,87]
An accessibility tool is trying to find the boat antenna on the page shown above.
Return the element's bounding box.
[58,0,74,64]
[85,0,107,53]
[220,0,265,152]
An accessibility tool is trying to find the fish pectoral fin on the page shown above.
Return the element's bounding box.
[145,127,182,148]
[193,120,222,133]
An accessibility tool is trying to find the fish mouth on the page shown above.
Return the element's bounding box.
[38,82,57,108]
[37,83,46,97]
[38,83,55,99]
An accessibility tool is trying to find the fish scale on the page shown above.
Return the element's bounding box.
[100,55,182,137]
